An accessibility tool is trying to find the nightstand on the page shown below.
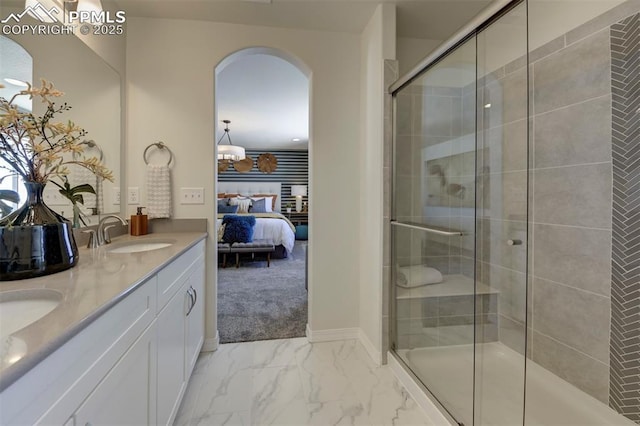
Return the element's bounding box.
[285,211,308,240]
[285,211,308,225]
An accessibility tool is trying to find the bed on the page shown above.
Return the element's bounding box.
[217,182,295,257]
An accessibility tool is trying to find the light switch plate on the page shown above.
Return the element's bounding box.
[180,187,204,204]
[113,188,120,205]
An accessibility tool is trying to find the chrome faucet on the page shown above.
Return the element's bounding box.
[96,215,128,246]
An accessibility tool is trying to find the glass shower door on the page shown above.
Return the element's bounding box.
[392,38,478,425]
[391,3,530,424]
[474,3,529,425]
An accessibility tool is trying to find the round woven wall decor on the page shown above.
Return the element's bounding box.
[218,159,231,172]
[257,153,278,173]
[233,156,253,173]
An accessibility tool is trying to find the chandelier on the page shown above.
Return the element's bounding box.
[217,120,245,161]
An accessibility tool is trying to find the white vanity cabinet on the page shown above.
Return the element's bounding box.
[186,261,205,375]
[156,241,206,426]
[72,324,157,426]
[0,237,206,426]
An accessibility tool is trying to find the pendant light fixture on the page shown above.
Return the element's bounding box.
[217,120,245,161]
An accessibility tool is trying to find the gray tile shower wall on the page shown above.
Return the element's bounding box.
[609,11,640,424]
[529,26,613,405]
[526,5,640,422]
[475,28,529,357]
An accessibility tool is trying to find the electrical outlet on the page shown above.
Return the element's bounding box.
[113,188,120,205]
[128,187,139,205]
[180,187,204,205]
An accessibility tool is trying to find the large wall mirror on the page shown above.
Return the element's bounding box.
[0,18,121,226]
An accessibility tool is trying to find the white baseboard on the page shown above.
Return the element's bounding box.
[358,329,382,366]
[388,352,455,426]
[305,324,360,342]
[201,330,220,352]
[305,325,383,366]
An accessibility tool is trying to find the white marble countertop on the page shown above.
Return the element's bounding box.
[0,231,207,392]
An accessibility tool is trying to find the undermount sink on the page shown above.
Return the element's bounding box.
[0,289,62,337]
[107,239,175,254]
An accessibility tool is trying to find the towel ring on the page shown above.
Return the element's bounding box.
[144,141,173,166]
[74,140,104,162]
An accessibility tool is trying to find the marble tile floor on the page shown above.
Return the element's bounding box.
[174,338,433,426]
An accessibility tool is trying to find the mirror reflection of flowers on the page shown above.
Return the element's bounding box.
[0,79,114,185]
[51,177,96,227]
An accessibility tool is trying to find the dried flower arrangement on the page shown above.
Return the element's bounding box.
[0,79,113,185]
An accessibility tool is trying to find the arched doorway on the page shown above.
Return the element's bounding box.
[214,47,311,343]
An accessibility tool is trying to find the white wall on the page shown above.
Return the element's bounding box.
[125,17,362,345]
[396,36,442,77]
[75,0,126,76]
[359,3,395,362]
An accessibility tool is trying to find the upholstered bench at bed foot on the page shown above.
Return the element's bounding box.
[230,240,276,268]
[218,243,232,268]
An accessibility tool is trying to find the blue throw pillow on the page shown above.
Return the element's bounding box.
[250,198,267,213]
[218,204,238,213]
[222,215,256,243]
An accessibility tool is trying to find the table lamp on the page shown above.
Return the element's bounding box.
[291,185,307,213]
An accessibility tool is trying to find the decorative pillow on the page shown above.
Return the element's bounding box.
[250,196,273,213]
[222,215,256,243]
[229,197,252,213]
[218,204,238,214]
[217,198,229,207]
[250,198,267,213]
[252,194,277,211]
[217,223,226,242]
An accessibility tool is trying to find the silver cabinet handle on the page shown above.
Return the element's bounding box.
[507,239,522,246]
[192,287,197,309]
[186,287,195,316]
[185,288,192,316]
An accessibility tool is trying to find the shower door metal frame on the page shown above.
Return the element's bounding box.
[388,0,526,425]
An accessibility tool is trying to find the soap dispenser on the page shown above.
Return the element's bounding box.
[130,207,148,236]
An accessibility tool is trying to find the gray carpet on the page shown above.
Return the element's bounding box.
[217,240,308,343]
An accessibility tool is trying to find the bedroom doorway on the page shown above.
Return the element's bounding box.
[214,47,310,344]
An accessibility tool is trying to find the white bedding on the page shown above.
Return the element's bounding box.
[217,216,296,253]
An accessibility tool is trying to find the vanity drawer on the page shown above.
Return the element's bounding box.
[157,241,205,312]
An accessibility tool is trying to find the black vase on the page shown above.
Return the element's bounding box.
[0,182,78,281]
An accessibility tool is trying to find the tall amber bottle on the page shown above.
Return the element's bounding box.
[130,207,148,236]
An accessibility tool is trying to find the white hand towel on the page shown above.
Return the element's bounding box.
[146,164,172,219]
[95,177,103,214]
[396,265,444,288]
[70,166,100,211]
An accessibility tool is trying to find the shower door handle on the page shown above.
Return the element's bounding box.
[507,239,522,246]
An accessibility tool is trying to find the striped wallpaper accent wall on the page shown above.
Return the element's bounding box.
[610,12,640,424]
[218,149,309,210]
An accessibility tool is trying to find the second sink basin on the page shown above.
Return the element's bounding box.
[0,289,63,337]
[107,239,175,254]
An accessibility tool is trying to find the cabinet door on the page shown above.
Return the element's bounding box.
[185,261,205,376]
[73,324,156,426]
[156,279,189,426]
